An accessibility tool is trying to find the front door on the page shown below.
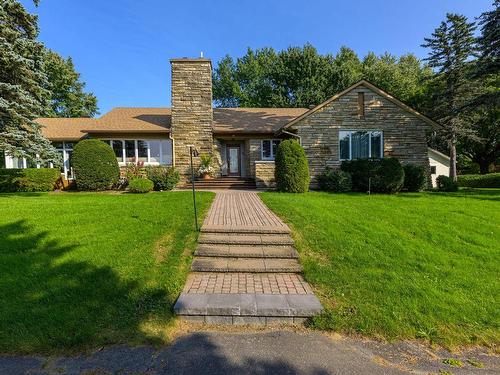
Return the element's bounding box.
[227,145,241,176]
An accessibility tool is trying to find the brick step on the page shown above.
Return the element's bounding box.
[198,233,294,246]
[174,293,323,323]
[195,244,299,258]
[201,226,290,234]
[191,257,303,273]
[194,186,256,190]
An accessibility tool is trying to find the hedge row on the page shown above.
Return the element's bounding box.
[0,168,60,192]
[457,173,500,188]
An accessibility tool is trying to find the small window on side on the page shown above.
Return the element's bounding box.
[430,166,437,174]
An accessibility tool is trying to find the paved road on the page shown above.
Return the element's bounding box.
[1,331,497,374]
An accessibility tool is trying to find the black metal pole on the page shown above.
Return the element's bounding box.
[190,146,199,231]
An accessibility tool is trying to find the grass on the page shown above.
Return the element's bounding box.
[259,189,500,348]
[0,191,214,354]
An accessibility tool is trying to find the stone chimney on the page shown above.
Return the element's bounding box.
[170,58,214,180]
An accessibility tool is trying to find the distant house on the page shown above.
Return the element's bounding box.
[3,57,446,189]
[428,147,451,187]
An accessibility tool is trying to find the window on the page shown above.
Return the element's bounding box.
[137,140,148,162]
[430,166,436,174]
[339,130,383,160]
[54,141,74,179]
[103,139,173,165]
[261,140,281,160]
[125,140,135,162]
[111,140,124,163]
[149,141,161,163]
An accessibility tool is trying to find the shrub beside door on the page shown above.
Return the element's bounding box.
[275,140,310,193]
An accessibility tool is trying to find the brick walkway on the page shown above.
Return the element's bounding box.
[174,191,323,324]
[202,192,290,233]
[183,273,313,295]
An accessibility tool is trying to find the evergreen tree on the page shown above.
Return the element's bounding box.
[0,0,58,165]
[421,13,477,180]
[44,50,98,117]
[462,1,499,173]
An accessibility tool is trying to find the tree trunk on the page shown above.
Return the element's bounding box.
[479,160,491,174]
[449,141,457,181]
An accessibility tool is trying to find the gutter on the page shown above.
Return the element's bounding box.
[280,130,302,145]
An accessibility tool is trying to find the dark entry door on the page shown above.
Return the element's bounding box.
[227,145,241,176]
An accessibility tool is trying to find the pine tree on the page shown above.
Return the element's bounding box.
[462,1,499,173]
[422,13,477,180]
[476,0,499,77]
[0,0,59,165]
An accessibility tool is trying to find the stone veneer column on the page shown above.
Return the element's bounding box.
[170,58,214,181]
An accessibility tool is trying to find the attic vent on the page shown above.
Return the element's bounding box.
[357,92,365,118]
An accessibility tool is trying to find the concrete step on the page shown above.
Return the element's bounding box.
[191,257,303,273]
[195,244,299,258]
[201,226,290,235]
[198,233,294,246]
[174,293,323,323]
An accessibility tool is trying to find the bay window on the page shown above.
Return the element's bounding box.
[339,130,383,160]
[261,139,281,160]
[104,139,173,165]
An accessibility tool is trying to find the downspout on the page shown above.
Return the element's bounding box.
[280,130,302,146]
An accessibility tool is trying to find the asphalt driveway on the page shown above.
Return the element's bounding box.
[1,330,497,375]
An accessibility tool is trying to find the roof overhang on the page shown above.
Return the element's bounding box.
[81,129,170,134]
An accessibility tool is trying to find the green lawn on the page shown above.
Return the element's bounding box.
[0,191,214,354]
[260,189,500,348]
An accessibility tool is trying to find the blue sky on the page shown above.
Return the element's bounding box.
[22,0,491,115]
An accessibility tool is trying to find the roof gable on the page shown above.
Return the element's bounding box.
[278,80,440,132]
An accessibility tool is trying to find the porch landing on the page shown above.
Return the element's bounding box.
[174,191,323,325]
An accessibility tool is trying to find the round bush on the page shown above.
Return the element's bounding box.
[371,158,405,194]
[128,178,154,193]
[275,140,310,193]
[340,159,372,191]
[317,169,352,192]
[72,139,120,190]
[436,175,458,192]
[403,164,427,192]
[146,166,180,191]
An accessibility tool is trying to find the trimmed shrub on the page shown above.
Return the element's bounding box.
[146,166,180,191]
[371,158,404,194]
[317,168,352,192]
[340,159,372,191]
[403,164,427,192]
[457,173,500,188]
[436,175,458,192]
[0,168,60,192]
[72,139,120,190]
[128,178,154,193]
[275,140,310,193]
[341,158,404,193]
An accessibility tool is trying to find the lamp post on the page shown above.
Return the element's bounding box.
[188,145,200,231]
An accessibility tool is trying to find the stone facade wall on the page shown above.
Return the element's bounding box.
[290,85,431,184]
[255,161,276,189]
[170,59,215,181]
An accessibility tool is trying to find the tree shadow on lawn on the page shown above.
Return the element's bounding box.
[0,220,174,354]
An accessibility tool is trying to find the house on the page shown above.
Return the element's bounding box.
[3,57,444,188]
[428,147,451,187]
